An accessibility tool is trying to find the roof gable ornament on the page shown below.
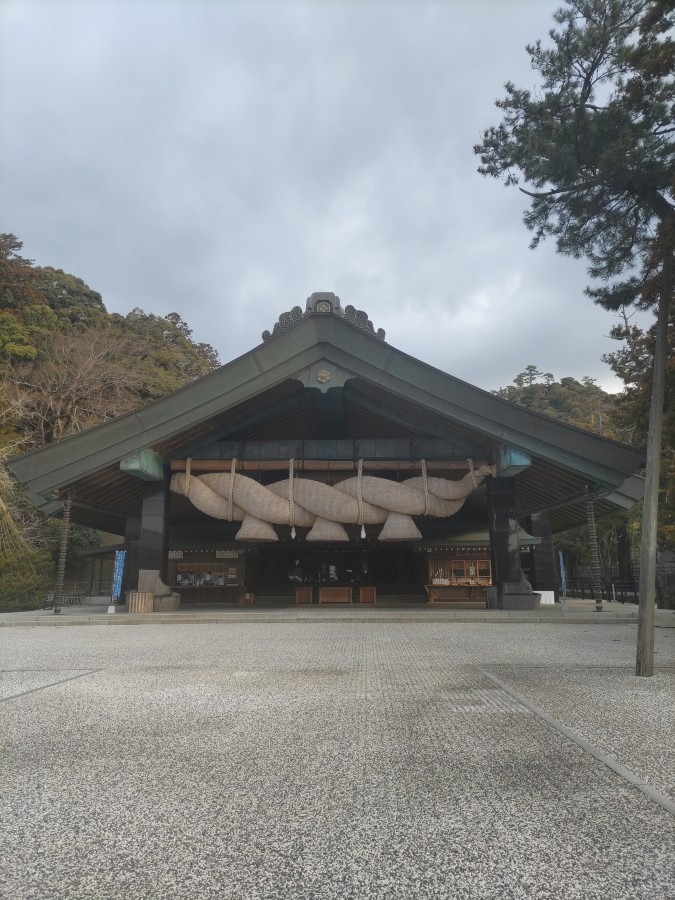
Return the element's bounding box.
[262,292,385,342]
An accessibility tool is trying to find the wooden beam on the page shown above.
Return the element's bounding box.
[170,459,489,473]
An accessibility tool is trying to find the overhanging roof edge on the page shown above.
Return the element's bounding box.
[7,313,396,495]
[8,313,643,499]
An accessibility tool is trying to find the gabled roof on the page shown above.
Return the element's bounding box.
[9,294,644,534]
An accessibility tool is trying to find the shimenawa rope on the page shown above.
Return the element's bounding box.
[228,458,236,522]
[421,459,430,516]
[357,458,365,538]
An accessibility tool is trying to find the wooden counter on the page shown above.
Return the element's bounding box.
[425,584,488,608]
[176,585,245,604]
[319,586,352,604]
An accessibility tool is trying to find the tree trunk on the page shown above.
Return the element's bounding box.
[636,241,672,676]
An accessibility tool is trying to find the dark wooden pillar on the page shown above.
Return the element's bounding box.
[526,512,558,600]
[488,477,521,582]
[616,521,634,587]
[138,480,170,584]
[488,476,536,609]
[121,480,170,597]
[122,515,141,595]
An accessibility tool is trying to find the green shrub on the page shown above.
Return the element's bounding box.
[0,549,54,610]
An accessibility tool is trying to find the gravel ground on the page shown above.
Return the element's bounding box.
[1,622,674,900]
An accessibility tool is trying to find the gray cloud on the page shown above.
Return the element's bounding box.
[0,0,651,393]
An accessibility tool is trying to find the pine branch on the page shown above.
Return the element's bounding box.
[519,182,597,198]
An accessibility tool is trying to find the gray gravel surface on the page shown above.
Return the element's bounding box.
[1,623,674,900]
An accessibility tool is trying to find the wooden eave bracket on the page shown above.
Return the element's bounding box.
[496,446,532,477]
[120,448,165,481]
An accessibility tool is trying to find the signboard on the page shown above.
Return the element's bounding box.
[559,551,567,600]
[112,550,126,600]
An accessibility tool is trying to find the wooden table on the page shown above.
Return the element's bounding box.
[174,585,244,604]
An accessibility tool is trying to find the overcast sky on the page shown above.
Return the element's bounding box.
[0,0,651,392]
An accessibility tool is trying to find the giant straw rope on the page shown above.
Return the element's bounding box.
[171,460,495,542]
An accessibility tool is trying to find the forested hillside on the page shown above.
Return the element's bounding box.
[0,234,220,604]
[493,365,621,439]
[603,315,675,551]
[494,349,674,571]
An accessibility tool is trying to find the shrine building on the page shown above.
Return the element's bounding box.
[9,293,644,610]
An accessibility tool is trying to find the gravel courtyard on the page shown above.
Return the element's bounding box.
[2,621,674,900]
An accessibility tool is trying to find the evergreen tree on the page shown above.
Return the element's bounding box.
[474,0,674,676]
[604,313,675,548]
[493,367,620,437]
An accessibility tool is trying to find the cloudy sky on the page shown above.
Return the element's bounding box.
[0,0,650,392]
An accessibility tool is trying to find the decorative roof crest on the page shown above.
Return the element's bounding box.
[262,292,385,342]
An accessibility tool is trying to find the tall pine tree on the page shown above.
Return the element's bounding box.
[475,0,674,676]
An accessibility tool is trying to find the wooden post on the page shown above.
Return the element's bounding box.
[526,512,558,600]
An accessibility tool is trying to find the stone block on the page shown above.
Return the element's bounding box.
[502,593,541,610]
[153,594,180,612]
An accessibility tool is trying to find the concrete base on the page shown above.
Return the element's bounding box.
[153,594,181,612]
[88,595,115,606]
[499,581,540,610]
[502,593,541,610]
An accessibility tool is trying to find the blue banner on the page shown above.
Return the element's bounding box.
[559,551,567,599]
[112,550,126,600]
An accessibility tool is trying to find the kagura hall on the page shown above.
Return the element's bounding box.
[10,294,644,611]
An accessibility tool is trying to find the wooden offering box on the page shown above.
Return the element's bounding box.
[359,586,376,604]
[319,586,352,604]
[295,586,313,604]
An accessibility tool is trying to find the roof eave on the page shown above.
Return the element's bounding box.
[8,313,644,501]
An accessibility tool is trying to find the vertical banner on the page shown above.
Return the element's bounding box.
[559,550,567,600]
[112,550,126,601]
